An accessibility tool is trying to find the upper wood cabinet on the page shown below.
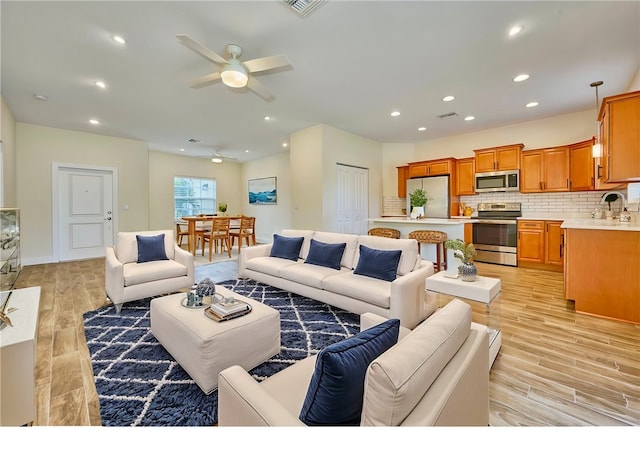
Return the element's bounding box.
[397,166,409,198]
[407,158,454,178]
[473,143,523,172]
[456,157,475,195]
[598,90,640,183]
[569,139,595,191]
[520,147,570,193]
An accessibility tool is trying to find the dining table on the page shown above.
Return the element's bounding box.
[180,215,241,255]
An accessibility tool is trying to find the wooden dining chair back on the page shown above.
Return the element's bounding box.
[202,217,231,261]
[230,216,256,253]
[176,221,189,246]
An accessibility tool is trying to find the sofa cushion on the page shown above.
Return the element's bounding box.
[355,235,419,276]
[299,318,400,426]
[281,230,315,260]
[360,299,472,426]
[270,234,304,261]
[117,230,175,264]
[304,239,346,270]
[136,233,169,263]
[123,259,188,287]
[312,232,360,269]
[280,263,345,289]
[322,272,392,309]
[353,245,402,282]
[245,256,300,278]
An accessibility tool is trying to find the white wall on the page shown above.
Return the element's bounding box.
[241,151,291,243]
[16,123,149,265]
[628,65,640,91]
[290,125,324,230]
[1,96,17,207]
[381,109,595,195]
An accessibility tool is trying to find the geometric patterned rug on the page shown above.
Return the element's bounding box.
[82,279,359,426]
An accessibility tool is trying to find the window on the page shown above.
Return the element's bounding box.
[174,176,216,219]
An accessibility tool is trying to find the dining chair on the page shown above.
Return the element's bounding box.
[202,217,231,261]
[176,221,189,246]
[229,216,256,253]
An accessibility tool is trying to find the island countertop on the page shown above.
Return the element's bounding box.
[368,217,472,225]
[560,218,640,232]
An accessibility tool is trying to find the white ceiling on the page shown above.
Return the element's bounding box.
[2,1,639,162]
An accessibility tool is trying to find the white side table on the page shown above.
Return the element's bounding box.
[426,271,501,304]
[0,286,40,426]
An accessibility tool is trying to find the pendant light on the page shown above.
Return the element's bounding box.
[590,81,603,158]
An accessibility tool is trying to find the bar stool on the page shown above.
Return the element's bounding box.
[367,227,401,239]
[408,230,448,272]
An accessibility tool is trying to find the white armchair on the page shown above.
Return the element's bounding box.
[105,230,194,313]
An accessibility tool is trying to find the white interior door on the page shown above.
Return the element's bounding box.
[56,166,115,261]
[336,164,368,234]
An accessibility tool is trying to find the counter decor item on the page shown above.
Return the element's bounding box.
[408,188,431,219]
[218,202,228,215]
[444,239,478,282]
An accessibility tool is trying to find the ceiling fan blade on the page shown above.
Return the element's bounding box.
[177,34,227,65]
[243,54,291,73]
[246,76,274,101]
[190,72,221,89]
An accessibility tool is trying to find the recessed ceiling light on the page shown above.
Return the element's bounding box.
[418,127,427,131]
[33,94,48,102]
[245,149,250,153]
[95,81,106,89]
[390,111,400,117]
[509,25,523,36]
[282,143,288,147]
[264,116,271,120]
[442,96,455,102]
[464,116,475,121]
[525,101,539,108]
[89,119,100,125]
[112,35,126,45]
[180,148,185,152]
[513,74,530,82]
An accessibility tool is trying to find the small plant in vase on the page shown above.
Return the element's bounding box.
[408,188,431,219]
[218,202,228,215]
[444,239,478,282]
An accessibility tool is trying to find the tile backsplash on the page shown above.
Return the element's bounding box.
[383,188,633,217]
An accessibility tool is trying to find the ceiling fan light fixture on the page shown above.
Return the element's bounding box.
[221,60,248,88]
[211,157,223,163]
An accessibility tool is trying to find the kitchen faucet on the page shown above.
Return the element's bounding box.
[599,191,627,211]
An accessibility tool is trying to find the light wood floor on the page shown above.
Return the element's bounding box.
[13,259,640,426]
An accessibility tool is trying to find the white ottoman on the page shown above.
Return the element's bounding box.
[150,286,280,394]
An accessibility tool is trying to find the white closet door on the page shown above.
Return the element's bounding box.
[336,164,368,234]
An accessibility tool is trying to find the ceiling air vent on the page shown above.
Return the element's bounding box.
[437,112,459,120]
[283,0,325,17]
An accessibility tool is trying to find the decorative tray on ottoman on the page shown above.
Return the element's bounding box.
[181,292,224,309]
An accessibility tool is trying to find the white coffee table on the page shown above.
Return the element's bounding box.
[150,285,280,394]
[426,271,501,304]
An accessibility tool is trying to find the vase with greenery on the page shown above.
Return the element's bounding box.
[408,188,431,219]
[444,238,478,281]
[218,202,228,215]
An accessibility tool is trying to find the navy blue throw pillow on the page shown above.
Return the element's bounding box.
[304,239,346,270]
[353,244,402,282]
[269,234,304,261]
[136,233,169,263]
[299,318,400,426]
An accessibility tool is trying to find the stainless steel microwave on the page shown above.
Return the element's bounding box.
[475,170,519,193]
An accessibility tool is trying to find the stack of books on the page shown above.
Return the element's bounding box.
[204,297,252,322]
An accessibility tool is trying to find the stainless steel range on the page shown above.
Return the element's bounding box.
[472,202,521,267]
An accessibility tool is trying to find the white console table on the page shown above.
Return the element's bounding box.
[0,286,41,426]
[426,271,501,304]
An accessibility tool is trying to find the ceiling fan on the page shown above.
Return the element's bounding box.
[177,34,292,101]
[210,152,237,164]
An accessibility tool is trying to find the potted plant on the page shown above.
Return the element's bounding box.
[218,202,228,215]
[409,188,430,219]
[444,238,478,281]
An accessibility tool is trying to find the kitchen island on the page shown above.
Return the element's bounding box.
[561,218,640,324]
[369,217,473,275]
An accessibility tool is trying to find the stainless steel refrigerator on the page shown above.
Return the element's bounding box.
[406,175,450,218]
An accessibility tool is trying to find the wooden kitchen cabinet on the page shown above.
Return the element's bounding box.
[397,165,409,198]
[520,147,570,193]
[565,228,640,324]
[569,139,595,191]
[473,143,523,172]
[408,158,454,178]
[517,220,563,271]
[456,157,475,195]
[598,90,640,183]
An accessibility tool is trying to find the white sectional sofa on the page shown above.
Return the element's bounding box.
[238,229,435,329]
[218,299,490,426]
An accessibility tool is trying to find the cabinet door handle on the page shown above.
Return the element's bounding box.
[496,161,499,170]
[597,165,603,179]
[567,178,569,188]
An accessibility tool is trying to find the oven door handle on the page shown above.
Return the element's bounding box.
[473,219,517,225]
